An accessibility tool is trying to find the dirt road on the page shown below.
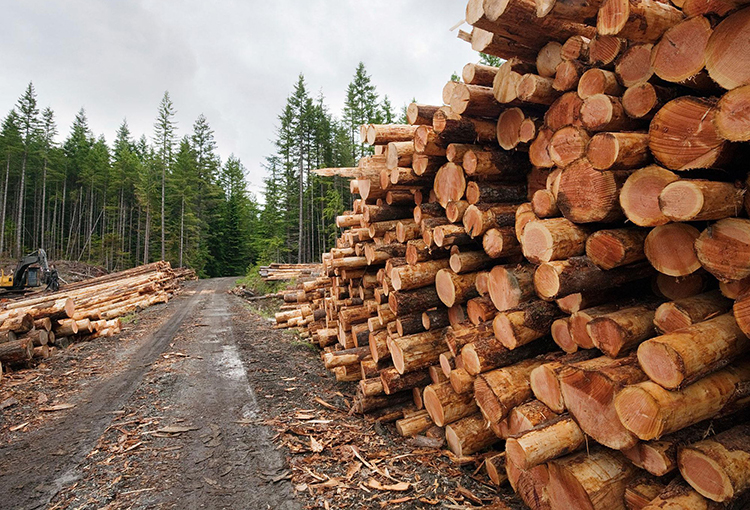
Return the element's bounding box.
[0,277,300,509]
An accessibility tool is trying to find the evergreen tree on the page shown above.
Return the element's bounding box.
[215,155,253,275]
[381,95,395,123]
[342,62,380,162]
[15,82,40,257]
[153,91,176,261]
[39,107,57,251]
[0,110,21,256]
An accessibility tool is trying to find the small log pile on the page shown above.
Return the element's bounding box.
[259,263,323,281]
[0,261,192,374]
[275,0,750,507]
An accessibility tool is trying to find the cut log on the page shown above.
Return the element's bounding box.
[433,224,472,248]
[695,218,750,282]
[463,203,519,238]
[641,479,727,510]
[705,7,750,91]
[506,415,585,471]
[561,35,591,61]
[445,413,500,457]
[649,97,732,171]
[531,189,559,219]
[529,350,599,412]
[483,227,522,258]
[597,0,684,43]
[587,132,650,170]
[0,336,33,364]
[435,270,479,308]
[545,92,584,130]
[529,127,555,168]
[659,179,744,222]
[389,286,442,316]
[615,44,654,87]
[715,85,750,142]
[651,16,713,86]
[423,380,479,427]
[581,94,641,132]
[644,223,701,277]
[517,73,560,105]
[507,399,558,437]
[560,354,648,449]
[391,259,450,291]
[678,422,750,503]
[556,159,629,223]
[622,408,750,477]
[551,317,577,353]
[467,296,498,325]
[588,34,625,66]
[395,409,433,437]
[522,218,590,264]
[449,367,476,394]
[432,110,497,145]
[547,448,637,510]
[488,263,536,311]
[466,182,528,206]
[578,68,623,99]
[388,329,447,375]
[534,257,655,300]
[450,83,503,118]
[423,308,451,331]
[463,334,554,377]
[619,165,679,227]
[553,59,584,92]
[587,298,664,357]
[474,356,555,426]
[614,357,750,440]
[463,63,500,86]
[463,147,530,180]
[396,313,427,337]
[654,290,732,334]
[622,82,679,120]
[433,163,466,208]
[493,300,562,349]
[366,124,420,145]
[407,103,440,126]
[638,313,749,389]
[548,126,590,168]
[380,367,432,394]
[585,228,648,270]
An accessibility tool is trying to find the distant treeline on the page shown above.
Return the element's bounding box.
[0,63,406,277]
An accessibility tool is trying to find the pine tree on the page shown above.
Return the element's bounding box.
[0,110,21,256]
[216,155,253,275]
[342,62,380,162]
[153,91,176,262]
[381,95,395,123]
[15,82,40,257]
[39,107,57,251]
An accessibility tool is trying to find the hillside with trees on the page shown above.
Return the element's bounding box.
[0,62,396,276]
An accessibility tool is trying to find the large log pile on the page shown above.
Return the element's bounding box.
[258,263,322,281]
[0,261,193,374]
[275,0,750,507]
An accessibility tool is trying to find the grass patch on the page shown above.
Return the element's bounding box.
[290,339,318,352]
[120,313,138,325]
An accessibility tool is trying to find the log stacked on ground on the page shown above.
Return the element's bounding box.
[276,0,750,505]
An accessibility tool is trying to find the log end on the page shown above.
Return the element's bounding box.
[637,340,684,389]
[614,385,663,440]
[678,447,733,503]
[423,385,445,427]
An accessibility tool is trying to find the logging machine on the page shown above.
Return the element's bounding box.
[0,249,60,292]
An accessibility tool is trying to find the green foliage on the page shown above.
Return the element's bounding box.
[479,53,504,67]
[450,72,461,82]
[237,263,288,296]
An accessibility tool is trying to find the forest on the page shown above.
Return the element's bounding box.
[0,63,399,277]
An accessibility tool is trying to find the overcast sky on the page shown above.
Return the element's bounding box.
[0,1,477,197]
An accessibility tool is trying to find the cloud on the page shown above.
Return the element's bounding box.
[0,0,477,196]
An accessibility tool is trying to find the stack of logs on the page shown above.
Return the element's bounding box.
[0,261,192,374]
[258,263,323,282]
[276,0,750,507]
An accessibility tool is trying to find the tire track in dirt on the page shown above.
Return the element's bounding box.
[0,278,214,509]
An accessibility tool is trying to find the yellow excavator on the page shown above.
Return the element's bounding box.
[0,249,60,292]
